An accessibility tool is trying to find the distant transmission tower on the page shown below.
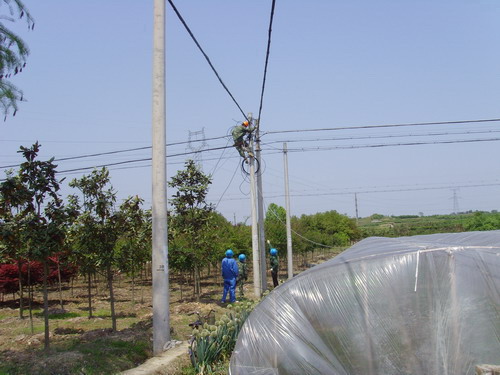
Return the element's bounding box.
[451,188,460,214]
[187,127,208,169]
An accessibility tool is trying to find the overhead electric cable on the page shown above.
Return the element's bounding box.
[262,118,500,136]
[263,189,336,249]
[4,122,500,177]
[215,161,240,209]
[262,129,500,145]
[167,0,248,121]
[282,137,500,152]
[257,0,276,126]
[5,135,495,178]
[3,117,498,170]
[0,135,231,169]
[50,145,235,175]
[214,181,500,203]
[264,182,500,198]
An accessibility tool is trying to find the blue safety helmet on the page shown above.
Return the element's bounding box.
[225,249,234,258]
[270,248,278,256]
[238,254,246,262]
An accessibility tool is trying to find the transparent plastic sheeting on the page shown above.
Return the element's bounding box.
[229,231,500,375]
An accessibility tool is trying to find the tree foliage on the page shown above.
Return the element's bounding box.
[464,211,500,231]
[264,203,287,255]
[168,160,214,299]
[265,205,360,257]
[69,168,121,330]
[0,0,35,118]
[5,142,70,349]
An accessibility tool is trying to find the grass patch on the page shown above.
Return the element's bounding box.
[0,336,152,375]
[94,309,110,318]
[74,339,151,373]
[46,312,82,320]
[17,325,44,336]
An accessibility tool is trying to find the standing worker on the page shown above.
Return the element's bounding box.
[221,249,239,303]
[231,120,254,160]
[269,248,279,288]
[236,254,248,297]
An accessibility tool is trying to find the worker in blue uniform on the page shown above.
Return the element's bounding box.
[221,249,239,303]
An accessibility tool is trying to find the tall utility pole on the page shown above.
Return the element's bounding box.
[451,188,460,214]
[249,139,262,297]
[255,118,267,291]
[152,0,170,354]
[283,143,293,279]
[355,193,359,225]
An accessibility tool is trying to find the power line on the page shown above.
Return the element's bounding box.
[167,0,248,121]
[3,135,499,178]
[0,135,231,169]
[282,137,500,152]
[4,121,500,177]
[215,161,240,209]
[53,145,235,175]
[4,135,499,179]
[262,129,500,145]
[264,188,336,249]
[262,118,500,136]
[212,181,500,203]
[269,182,500,198]
[3,117,498,170]
[257,0,276,126]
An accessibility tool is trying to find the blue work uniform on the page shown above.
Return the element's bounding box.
[221,257,239,303]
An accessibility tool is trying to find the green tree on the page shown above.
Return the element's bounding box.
[66,193,99,318]
[116,195,151,305]
[264,203,287,257]
[168,159,213,300]
[0,0,35,118]
[290,210,360,263]
[0,170,31,318]
[69,168,121,330]
[464,211,500,231]
[17,142,67,350]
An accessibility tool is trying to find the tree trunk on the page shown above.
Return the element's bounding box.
[17,260,24,319]
[87,271,93,318]
[42,260,50,350]
[27,260,34,334]
[131,269,135,306]
[57,258,63,310]
[179,272,183,301]
[107,266,117,331]
[94,272,98,296]
[194,264,201,301]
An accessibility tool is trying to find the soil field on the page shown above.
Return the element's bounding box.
[0,249,341,375]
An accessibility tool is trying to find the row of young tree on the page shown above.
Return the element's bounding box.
[0,143,153,349]
[0,145,362,349]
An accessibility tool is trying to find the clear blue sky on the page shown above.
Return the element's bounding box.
[2,0,500,223]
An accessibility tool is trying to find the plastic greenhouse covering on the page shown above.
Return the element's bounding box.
[229,231,500,375]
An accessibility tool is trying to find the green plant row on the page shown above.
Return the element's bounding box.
[189,300,257,375]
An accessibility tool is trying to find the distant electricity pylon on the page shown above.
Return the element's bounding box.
[187,127,208,169]
[451,188,460,214]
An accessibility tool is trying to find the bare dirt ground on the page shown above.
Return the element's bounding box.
[0,275,229,374]
[0,250,339,374]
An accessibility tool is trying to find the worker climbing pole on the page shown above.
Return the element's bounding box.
[232,117,261,175]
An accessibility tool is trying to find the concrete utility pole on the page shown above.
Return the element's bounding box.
[255,119,267,291]
[451,188,460,214]
[355,193,359,225]
[283,143,293,279]
[151,0,170,354]
[249,145,262,297]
